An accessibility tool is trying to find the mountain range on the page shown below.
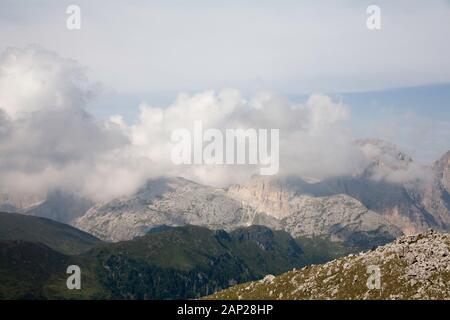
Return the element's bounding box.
[73,140,450,250]
[0,139,449,299]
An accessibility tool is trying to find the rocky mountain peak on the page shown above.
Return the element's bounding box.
[433,150,450,193]
[355,139,414,180]
[75,176,254,241]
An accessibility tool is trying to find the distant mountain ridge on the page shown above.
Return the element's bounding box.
[24,190,94,224]
[2,140,449,252]
[75,143,450,250]
[0,190,93,225]
[76,177,255,241]
[75,176,401,249]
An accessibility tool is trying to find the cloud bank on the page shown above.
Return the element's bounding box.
[0,46,433,202]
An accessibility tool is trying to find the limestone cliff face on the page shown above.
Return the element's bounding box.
[227,175,401,241]
[436,151,450,193]
[409,151,450,231]
[227,144,450,238]
[227,176,303,220]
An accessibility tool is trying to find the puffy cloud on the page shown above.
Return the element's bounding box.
[0,45,96,119]
[126,89,368,186]
[0,46,130,200]
[0,46,432,204]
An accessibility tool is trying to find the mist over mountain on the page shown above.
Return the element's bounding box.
[1,109,447,255]
[1,46,447,206]
[73,142,449,252]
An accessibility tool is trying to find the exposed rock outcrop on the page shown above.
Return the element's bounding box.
[207,230,450,300]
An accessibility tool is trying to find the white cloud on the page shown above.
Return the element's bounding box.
[0,45,96,119]
[0,46,438,204]
[358,140,433,185]
[0,46,130,200]
[125,89,367,186]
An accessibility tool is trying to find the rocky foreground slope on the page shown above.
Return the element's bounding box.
[206,230,450,300]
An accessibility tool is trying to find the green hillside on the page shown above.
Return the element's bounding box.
[0,214,367,300]
[80,225,308,299]
[0,212,102,255]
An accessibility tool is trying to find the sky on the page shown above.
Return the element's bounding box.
[1,0,450,94]
[0,1,449,200]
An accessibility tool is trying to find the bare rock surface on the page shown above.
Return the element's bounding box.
[207,230,450,300]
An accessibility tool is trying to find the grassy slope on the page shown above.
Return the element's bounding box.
[0,212,102,255]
